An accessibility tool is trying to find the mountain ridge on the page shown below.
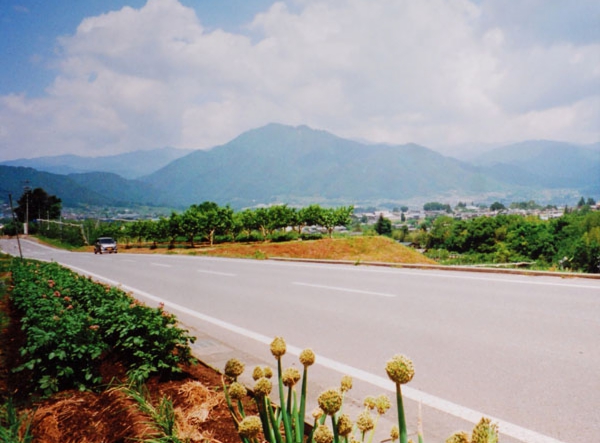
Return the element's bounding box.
[0,147,193,179]
[1,124,598,209]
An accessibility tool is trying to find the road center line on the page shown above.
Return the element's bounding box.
[293,282,396,297]
[63,265,568,443]
[197,269,236,277]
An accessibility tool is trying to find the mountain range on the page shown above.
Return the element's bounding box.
[0,147,191,179]
[1,124,598,210]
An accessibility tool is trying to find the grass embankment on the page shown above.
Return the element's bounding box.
[172,236,433,264]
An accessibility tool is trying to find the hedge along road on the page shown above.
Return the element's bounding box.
[1,238,599,443]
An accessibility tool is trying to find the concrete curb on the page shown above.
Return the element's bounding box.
[268,257,600,280]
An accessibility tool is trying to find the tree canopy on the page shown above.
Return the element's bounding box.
[15,187,62,223]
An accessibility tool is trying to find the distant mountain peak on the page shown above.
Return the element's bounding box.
[0,147,193,179]
[1,124,597,210]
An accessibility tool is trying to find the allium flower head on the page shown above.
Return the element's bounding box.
[317,388,343,416]
[282,367,301,387]
[228,381,247,400]
[390,425,399,441]
[314,425,334,443]
[446,432,470,443]
[254,377,272,397]
[299,348,316,366]
[385,354,414,385]
[263,366,273,379]
[356,411,375,432]
[340,375,353,392]
[363,396,376,410]
[224,358,245,379]
[376,394,391,414]
[270,336,286,358]
[252,366,264,381]
[471,417,499,443]
[238,416,262,439]
[337,414,353,437]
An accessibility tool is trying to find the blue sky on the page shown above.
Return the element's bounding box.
[0,0,598,160]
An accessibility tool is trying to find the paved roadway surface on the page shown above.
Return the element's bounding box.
[1,238,599,443]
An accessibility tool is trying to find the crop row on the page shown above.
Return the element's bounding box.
[9,259,196,395]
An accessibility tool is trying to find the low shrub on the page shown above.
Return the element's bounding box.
[300,233,324,241]
[270,231,299,243]
[214,235,235,244]
[235,233,265,243]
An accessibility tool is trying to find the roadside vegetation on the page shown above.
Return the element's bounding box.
[404,206,600,273]
[9,258,196,395]
[0,253,234,442]
[3,187,599,273]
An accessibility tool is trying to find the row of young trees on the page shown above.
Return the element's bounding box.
[98,203,354,248]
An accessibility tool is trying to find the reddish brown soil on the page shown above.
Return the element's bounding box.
[0,290,248,443]
[81,236,435,265]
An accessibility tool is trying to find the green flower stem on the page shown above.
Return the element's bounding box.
[222,382,240,424]
[237,399,246,418]
[267,397,284,443]
[395,383,408,443]
[298,366,309,438]
[255,396,275,443]
[331,414,340,443]
[277,357,293,442]
[292,390,302,443]
[287,385,294,417]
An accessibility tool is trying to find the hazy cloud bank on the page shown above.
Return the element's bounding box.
[1,0,598,159]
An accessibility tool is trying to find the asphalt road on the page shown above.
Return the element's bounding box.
[1,238,599,443]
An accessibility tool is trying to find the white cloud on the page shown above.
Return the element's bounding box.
[0,0,598,160]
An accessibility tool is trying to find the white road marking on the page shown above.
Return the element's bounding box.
[396,270,600,290]
[197,269,236,277]
[63,264,568,443]
[151,262,172,268]
[293,282,396,297]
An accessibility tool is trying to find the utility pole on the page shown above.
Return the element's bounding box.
[23,180,31,236]
[8,194,23,259]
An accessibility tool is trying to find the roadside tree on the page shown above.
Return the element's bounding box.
[197,202,234,246]
[319,206,353,238]
[374,214,393,236]
[295,204,323,234]
[15,187,62,223]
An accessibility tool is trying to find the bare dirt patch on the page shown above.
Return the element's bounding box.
[109,236,435,265]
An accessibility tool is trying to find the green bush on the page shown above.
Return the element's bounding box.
[235,233,265,243]
[300,233,323,241]
[214,234,235,244]
[9,260,196,395]
[270,231,299,243]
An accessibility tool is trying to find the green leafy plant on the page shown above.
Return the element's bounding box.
[117,383,185,443]
[9,259,196,395]
[0,398,34,443]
